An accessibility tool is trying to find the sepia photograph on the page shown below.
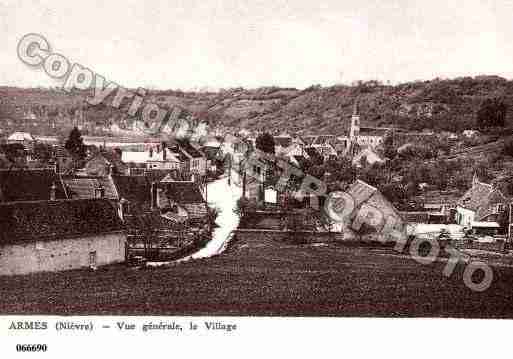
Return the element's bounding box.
[1,0,513,357]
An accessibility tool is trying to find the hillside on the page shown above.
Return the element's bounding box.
[2,75,513,136]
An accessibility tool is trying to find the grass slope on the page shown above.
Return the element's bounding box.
[1,236,512,317]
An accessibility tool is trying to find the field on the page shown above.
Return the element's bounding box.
[1,235,513,317]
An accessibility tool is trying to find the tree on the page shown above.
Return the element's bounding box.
[65,127,87,160]
[255,132,275,154]
[33,143,52,163]
[476,98,507,129]
[383,131,397,159]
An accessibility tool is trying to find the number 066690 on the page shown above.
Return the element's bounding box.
[16,344,48,352]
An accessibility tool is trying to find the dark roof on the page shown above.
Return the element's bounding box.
[0,199,124,244]
[112,175,151,206]
[0,169,67,202]
[359,127,389,136]
[177,140,203,158]
[166,146,189,162]
[303,136,317,146]
[304,147,323,163]
[201,146,221,161]
[157,181,205,204]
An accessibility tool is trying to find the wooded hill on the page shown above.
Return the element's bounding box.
[1,75,513,136]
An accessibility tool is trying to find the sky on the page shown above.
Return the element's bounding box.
[0,0,512,90]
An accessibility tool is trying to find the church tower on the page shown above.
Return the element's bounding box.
[349,100,360,141]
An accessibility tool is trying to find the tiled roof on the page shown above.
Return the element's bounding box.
[177,140,203,158]
[458,179,507,220]
[0,199,124,244]
[0,169,67,202]
[458,181,493,211]
[346,180,377,206]
[62,176,118,200]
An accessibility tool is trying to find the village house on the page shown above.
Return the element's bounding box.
[156,179,209,225]
[456,174,508,235]
[201,145,223,174]
[121,143,187,173]
[176,139,207,177]
[62,175,119,201]
[112,175,208,225]
[0,198,126,275]
[327,180,405,241]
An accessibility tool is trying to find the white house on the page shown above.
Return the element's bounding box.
[456,174,507,230]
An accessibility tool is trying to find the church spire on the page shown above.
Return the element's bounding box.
[353,99,360,116]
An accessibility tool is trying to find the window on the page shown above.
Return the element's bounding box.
[497,203,506,212]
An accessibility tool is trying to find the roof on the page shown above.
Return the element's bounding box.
[358,127,389,137]
[459,180,494,211]
[0,169,67,202]
[177,140,203,158]
[313,135,336,145]
[8,132,35,142]
[62,176,118,200]
[471,221,500,228]
[122,150,150,164]
[458,177,507,220]
[303,147,324,164]
[201,146,221,161]
[157,181,205,204]
[346,180,377,205]
[0,199,124,244]
[303,136,318,146]
[112,175,152,207]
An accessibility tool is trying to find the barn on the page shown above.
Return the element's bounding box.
[0,199,126,276]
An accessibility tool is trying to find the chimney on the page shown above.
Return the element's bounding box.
[50,182,56,201]
[94,183,105,199]
[53,158,59,174]
[162,142,167,161]
[150,182,158,210]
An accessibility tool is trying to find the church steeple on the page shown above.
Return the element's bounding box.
[353,100,360,116]
[350,100,360,141]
